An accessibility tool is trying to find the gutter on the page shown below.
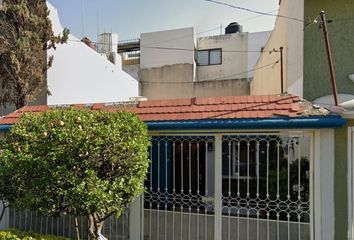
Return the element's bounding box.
[0,116,346,132]
[146,116,346,130]
[0,125,12,132]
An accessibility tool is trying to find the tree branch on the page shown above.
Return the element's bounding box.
[98,210,117,222]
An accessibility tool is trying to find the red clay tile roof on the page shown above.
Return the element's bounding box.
[0,95,319,125]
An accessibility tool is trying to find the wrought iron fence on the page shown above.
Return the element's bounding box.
[6,132,313,240]
[144,133,312,240]
[9,208,130,240]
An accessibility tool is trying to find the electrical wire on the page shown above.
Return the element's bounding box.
[68,39,279,53]
[140,60,279,84]
[204,0,303,23]
[304,14,320,30]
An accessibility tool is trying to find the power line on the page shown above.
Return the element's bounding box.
[139,26,222,48]
[68,39,279,53]
[204,0,304,23]
[143,46,276,53]
[140,60,279,84]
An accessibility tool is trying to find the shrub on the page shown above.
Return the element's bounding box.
[0,109,150,239]
[0,229,68,240]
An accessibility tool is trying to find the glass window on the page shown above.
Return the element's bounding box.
[197,50,209,66]
[197,49,222,66]
[209,49,222,65]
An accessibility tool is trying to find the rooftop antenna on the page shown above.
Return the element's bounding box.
[81,0,85,37]
[96,10,99,51]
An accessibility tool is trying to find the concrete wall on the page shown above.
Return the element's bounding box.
[334,124,350,240]
[141,64,249,99]
[304,0,354,102]
[196,33,248,81]
[140,27,195,69]
[139,27,251,99]
[140,28,195,99]
[247,31,271,79]
[250,0,304,96]
[141,64,194,99]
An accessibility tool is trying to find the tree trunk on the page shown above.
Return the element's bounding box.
[0,200,8,222]
[74,217,80,240]
[15,96,26,109]
[88,213,106,240]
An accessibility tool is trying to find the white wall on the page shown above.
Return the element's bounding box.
[140,27,195,69]
[47,3,139,105]
[314,129,335,240]
[248,31,271,79]
[197,33,249,81]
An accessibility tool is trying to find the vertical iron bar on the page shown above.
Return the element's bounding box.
[157,141,161,240]
[165,141,168,240]
[197,141,200,240]
[288,139,291,240]
[149,145,153,239]
[256,141,260,240]
[180,140,183,240]
[228,140,232,240]
[205,141,208,240]
[237,141,241,240]
[173,141,176,240]
[266,141,270,240]
[247,141,250,240]
[298,137,302,240]
[277,142,280,240]
[188,141,191,240]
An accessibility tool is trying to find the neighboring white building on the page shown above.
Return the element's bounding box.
[121,25,270,99]
[47,2,139,105]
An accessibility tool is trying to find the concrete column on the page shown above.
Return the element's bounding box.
[314,129,335,240]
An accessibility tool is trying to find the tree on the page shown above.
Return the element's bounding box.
[0,0,69,109]
[0,109,150,240]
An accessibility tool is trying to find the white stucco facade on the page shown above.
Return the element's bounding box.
[140,27,195,69]
[47,3,138,105]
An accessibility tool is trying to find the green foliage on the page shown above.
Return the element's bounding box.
[0,0,69,109]
[0,229,68,240]
[0,109,150,220]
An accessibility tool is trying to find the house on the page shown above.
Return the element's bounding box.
[46,2,139,106]
[0,2,139,115]
[0,94,346,240]
[249,0,354,239]
[118,25,271,100]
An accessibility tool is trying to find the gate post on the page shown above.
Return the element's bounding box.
[214,135,222,240]
[130,195,143,240]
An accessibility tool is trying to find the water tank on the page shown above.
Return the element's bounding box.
[225,22,242,34]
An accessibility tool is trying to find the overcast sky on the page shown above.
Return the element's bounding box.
[48,0,279,41]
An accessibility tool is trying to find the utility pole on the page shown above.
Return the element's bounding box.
[320,11,339,106]
[280,46,284,94]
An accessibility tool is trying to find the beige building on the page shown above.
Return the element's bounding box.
[250,0,304,97]
[121,25,271,99]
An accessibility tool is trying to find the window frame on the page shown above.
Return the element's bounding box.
[197,48,222,66]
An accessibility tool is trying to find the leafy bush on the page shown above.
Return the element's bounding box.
[0,229,68,240]
[0,109,150,239]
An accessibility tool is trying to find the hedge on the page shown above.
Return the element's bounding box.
[0,229,68,240]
